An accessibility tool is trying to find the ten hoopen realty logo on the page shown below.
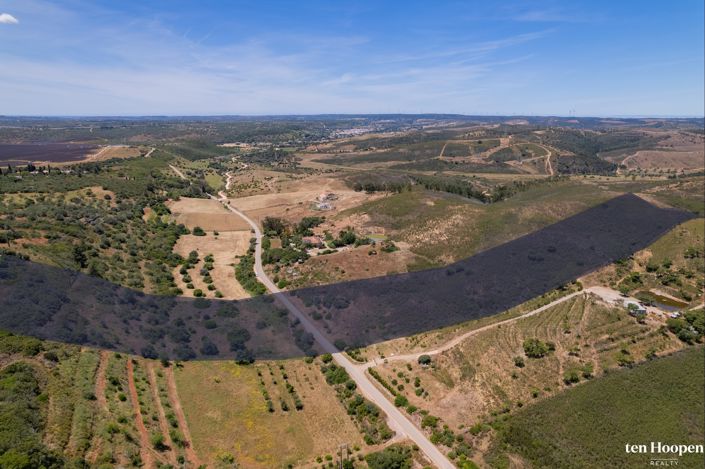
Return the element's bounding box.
[625,442,704,466]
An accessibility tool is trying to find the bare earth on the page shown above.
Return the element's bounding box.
[228,189,377,225]
[172,232,251,299]
[168,197,251,231]
[623,149,705,171]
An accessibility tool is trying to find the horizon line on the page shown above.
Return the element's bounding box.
[1,113,704,120]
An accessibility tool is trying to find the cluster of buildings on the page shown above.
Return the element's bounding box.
[314,192,338,210]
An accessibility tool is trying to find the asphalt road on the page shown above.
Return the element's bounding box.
[216,193,455,469]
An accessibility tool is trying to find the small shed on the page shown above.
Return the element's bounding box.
[624,300,646,316]
[302,236,324,248]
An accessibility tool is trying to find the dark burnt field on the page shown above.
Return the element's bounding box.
[0,143,99,163]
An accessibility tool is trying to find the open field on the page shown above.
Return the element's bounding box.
[344,179,621,267]
[173,359,367,468]
[167,197,251,231]
[285,242,416,288]
[229,187,380,226]
[623,149,705,171]
[617,130,704,172]
[0,143,148,166]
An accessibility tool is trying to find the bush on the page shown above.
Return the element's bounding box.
[418,354,432,365]
[421,414,439,429]
[523,338,551,358]
[150,432,167,451]
[394,394,409,407]
[563,370,581,385]
[365,445,413,469]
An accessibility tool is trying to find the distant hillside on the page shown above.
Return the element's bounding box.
[488,346,705,468]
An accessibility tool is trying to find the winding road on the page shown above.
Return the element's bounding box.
[363,285,652,367]
[174,164,677,468]
[172,164,454,468]
[215,191,455,469]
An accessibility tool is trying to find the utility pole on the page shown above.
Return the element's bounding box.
[338,443,349,469]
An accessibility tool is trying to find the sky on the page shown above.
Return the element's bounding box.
[0,0,703,116]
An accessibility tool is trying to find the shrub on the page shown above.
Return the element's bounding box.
[563,370,581,385]
[421,414,439,429]
[523,338,551,358]
[150,432,167,451]
[394,394,409,407]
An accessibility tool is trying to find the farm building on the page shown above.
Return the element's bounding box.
[302,236,324,248]
[624,300,647,316]
[314,192,337,210]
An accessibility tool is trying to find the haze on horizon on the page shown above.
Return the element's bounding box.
[1,0,703,117]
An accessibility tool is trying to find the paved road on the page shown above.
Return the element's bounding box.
[167,162,451,467]
[215,193,454,469]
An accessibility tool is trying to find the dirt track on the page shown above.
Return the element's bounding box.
[127,359,155,469]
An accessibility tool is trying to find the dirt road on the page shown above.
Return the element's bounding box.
[543,146,554,175]
[370,289,587,366]
[85,351,109,465]
[169,164,187,180]
[373,285,669,366]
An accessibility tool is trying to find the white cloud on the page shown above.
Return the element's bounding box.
[0,13,19,24]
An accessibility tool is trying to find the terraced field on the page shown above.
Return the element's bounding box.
[369,294,685,430]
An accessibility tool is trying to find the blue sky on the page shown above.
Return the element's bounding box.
[0,0,703,116]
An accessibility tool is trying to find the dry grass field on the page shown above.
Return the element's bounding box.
[287,243,416,288]
[167,197,251,231]
[174,360,366,468]
[620,131,704,172]
[87,145,148,161]
[228,187,379,226]
[623,149,704,171]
